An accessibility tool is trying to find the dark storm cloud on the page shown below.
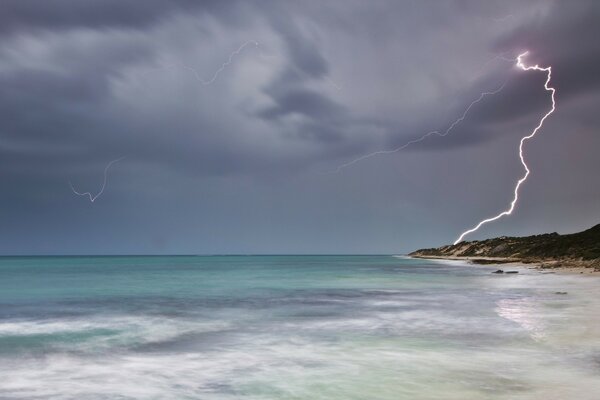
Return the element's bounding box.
[259,88,344,122]
[267,15,329,80]
[0,27,154,168]
[0,0,239,36]
[496,1,600,108]
[259,89,348,145]
[0,34,150,103]
[0,0,349,177]
[253,5,347,144]
[0,0,598,254]
[495,0,600,99]
[409,73,549,150]
[0,0,593,170]
[401,0,600,151]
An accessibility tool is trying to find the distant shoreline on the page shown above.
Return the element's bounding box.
[409,254,600,275]
[409,223,600,275]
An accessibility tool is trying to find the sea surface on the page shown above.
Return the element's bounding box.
[0,255,599,399]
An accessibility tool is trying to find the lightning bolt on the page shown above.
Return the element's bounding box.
[144,40,261,86]
[324,76,343,91]
[70,42,260,203]
[193,40,260,85]
[454,51,556,244]
[472,53,517,79]
[69,157,125,203]
[330,80,508,173]
[143,40,342,92]
[491,14,515,23]
[474,13,515,25]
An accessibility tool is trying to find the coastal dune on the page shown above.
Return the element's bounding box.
[409,223,600,273]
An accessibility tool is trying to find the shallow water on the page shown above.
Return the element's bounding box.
[0,255,599,399]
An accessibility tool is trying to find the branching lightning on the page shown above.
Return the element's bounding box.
[454,51,556,244]
[70,157,125,203]
[330,80,508,173]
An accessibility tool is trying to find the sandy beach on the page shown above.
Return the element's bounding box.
[410,254,600,275]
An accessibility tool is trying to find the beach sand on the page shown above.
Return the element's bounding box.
[410,255,600,275]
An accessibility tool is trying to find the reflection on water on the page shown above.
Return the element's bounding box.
[495,297,546,341]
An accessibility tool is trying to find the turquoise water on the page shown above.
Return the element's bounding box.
[1,255,599,399]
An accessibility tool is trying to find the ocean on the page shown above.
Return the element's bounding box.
[0,255,599,399]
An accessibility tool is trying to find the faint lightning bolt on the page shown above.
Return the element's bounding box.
[472,53,517,79]
[195,40,259,85]
[324,76,343,91]
[71,42,259,203]
[70,157,125,203]
[491,14,515,23]
[454,51,556,244]
[143,40,342,91]
[331,80,507,173]
[144,40,260,86]
[475,14,515,24]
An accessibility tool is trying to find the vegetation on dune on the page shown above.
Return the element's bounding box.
[410,223,600,262]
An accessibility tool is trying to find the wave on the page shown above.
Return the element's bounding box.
[0,315,231,353]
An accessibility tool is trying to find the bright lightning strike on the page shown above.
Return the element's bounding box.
[454,51,556,244]
[330,80,507,173]
[70,157,125,203]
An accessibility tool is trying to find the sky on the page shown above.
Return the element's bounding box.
[0,0,599,255]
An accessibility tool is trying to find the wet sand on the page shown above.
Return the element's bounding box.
[410,255,600,275]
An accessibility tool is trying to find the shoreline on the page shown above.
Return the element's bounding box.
[410,255,600,275]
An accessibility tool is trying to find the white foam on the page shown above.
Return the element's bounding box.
[2,333,600,399]
[2,270,600,399]
[0,315,231,350]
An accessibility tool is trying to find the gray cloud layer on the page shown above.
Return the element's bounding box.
[0,0,598,254]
